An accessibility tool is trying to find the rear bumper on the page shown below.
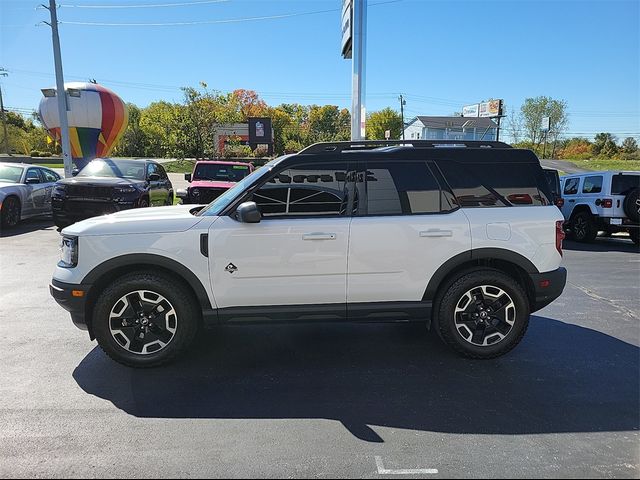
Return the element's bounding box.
[49,279,92,332]
[530,267,567,312]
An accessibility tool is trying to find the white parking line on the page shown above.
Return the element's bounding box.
[375,456,439,475]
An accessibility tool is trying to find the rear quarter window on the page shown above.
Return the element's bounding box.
[611,174,640,195]
[436,161,551,207]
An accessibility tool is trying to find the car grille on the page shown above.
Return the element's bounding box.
[66,185,113,199]
[197,188,227,204]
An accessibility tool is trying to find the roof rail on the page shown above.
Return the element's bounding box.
[299,140,513,155]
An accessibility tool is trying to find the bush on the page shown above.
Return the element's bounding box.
[30,150,41,157]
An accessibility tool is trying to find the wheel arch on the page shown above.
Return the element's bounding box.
[570,203,596,218]
[423,248,538,315]
[81,254,212,338]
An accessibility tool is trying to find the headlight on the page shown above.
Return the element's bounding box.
[53,184,66,195]
[114,186,137,194]
[59,236,78,268]
[191,188,200,197]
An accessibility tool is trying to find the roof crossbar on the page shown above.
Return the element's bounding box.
[299,140,513,155]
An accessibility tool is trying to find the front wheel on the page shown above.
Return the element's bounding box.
[93,272,200,368]
[1,196,21,228]
[435,270,530,359]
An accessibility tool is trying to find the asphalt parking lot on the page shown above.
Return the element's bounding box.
[1,218,638,478]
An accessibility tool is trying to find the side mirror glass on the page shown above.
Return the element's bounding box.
[185,173,192,182]
[236,201,261,223]
[148,173,160,181]
[25,177,40,184]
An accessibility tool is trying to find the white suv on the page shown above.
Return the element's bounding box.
[560,171,640,244]
[50,141,567,367]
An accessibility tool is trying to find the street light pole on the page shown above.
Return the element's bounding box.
[399,94,406,141]
[350,0,367,140]
[42,0,73,178]
[0,69,9,154]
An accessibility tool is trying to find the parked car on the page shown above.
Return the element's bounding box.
[52,158,173,228]
[559,171,639,244]
[0,162,61,228]
[50,140,566,368]
[176,160,253,204]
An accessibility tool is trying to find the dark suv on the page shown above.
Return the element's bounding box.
[52,158,173,228]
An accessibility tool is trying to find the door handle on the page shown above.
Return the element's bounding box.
[420,229,453,238]
[568,199,575,203]
[303,233,337,241]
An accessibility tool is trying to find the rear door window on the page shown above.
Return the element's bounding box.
[363,160,453,215]
[582,176,603,194]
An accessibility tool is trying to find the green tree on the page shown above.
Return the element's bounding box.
[520,96,569,150]
[113,103,147,157]
[621,137,638,154]
[366,107,403,140]
[592,132,618,157]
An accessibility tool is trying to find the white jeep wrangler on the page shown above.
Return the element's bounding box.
[560,171,640,244]
[51,141,567,367]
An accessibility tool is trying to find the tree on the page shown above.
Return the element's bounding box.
[621,137,638,154]
[231,89,268,120]
[592,132,618,157]
[366,107,403,140]
[520,96,569,149]
[113,103,147,157]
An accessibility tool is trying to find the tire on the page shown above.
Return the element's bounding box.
[1,196,21,228]
[630,229,640,246]
[571,211,598,243]
[435,269,530,359]
[623,187,640,223]
[138,197,149,209]
[165,192,174,206]
[53,215,72,230]
[93,271,201,368]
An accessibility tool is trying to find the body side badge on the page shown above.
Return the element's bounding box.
[225,263,238,274]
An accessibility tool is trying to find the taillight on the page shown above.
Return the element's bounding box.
[602,198,613,208]
[556,220,565,256]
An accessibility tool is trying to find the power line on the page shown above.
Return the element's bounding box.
[59,0,229,8]
[57,0,404,27]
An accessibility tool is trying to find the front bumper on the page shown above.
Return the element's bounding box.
[530,267,567,312]
[50,279,92,333]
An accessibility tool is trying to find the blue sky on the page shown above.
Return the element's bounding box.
[1,0,639,141]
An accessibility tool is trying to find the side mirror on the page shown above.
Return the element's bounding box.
[185,173,192,182]
[72,168,79,177]
[148,173,160,181]
[25,177,40,184]
[236,201,261,223]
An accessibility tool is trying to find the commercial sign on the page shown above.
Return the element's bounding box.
[462,104,480,117]
[462,100,503,118]
[540,116,551,131]
[341,0,353,59]
[479,99,503,118]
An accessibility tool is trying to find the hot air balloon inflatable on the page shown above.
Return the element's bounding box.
[38,82,128,170]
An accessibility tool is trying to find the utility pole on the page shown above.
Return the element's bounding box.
[399,94,406,141]
[42,0,73,178]
[0,69,9,155]
[350,0,367,140]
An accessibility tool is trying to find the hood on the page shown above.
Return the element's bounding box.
[58,176,146,187]
[62,204,208,237]
[189,180,235,189]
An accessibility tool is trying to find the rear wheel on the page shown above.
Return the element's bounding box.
[571,211,598,243]
[93,272,200,368]
[1,196,21,228]
[630,229,640,246]
[435,269,530,359]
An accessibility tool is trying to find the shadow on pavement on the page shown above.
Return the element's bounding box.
[0,216,56,238]
[564,237,639,253]
[73,317,639,442]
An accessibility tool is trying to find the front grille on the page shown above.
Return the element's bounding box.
[197,188,226,204]
[63,200,118,216]
[66,185,113,199]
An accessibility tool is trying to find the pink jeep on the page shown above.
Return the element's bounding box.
[178,160,254,204]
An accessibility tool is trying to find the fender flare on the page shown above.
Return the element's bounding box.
[422,248,539,301]
[82,253,212,309]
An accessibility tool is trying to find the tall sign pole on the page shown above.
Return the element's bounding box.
[350,0,367,140]
[399,94,406,141]
[0,69,9,154]
[43,1,73,178]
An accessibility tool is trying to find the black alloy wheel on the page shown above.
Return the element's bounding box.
[1,196,21,228]
[571,211,597,243]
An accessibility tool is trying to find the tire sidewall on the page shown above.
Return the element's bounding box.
[1,196,20,228]
[572,211,597,242]
[437,270,530,359]
[93,272,199,367]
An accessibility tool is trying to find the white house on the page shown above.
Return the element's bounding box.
[402,116,499,141]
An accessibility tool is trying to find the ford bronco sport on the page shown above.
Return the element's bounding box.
[50,140,567,368]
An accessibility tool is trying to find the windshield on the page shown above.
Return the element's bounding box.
[78,159,146,180]
[0,165,24,183]
[193,163,251,182]
[197,166,273,217]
